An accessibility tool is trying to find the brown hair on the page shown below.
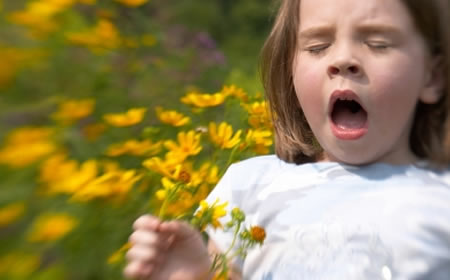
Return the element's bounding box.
[261,0,450,166]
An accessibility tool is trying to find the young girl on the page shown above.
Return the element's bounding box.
[124,0,450,279]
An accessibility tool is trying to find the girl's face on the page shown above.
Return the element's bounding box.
[293,0,442,165]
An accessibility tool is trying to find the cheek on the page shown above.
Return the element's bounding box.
[369,58,425,112]
[293,60,324,113]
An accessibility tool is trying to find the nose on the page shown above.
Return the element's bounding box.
[327,45,363,78]
[328,63,360,75]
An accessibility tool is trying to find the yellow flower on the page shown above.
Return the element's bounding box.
[52,98,95,125]
[107,242,131,265]
[155,176,176,200]
[0,252,40,277]
[243,101,273,129]
[71,169,142,202]
[0,202,26,227]
[8,0,75,36]
[143,155,180,178]
[209,122,242,149]
[189,162,219,186]
[106,139,161,157]
[195,199,228,230]
[244,129,273,154]
[0,127,56,168]
[115,0,148,7]
[181,91,226,108]
[27,213,78,242]
[160,183,210,219]
[66,19,121,52]
[0,48,45,88]
[103,107,147,127]
[40,155,98,195]
[155,106,190,127]
[164,130,202,161]
[221,85,248,102]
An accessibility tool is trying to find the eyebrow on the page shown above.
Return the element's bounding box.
[356,24,403,36]
[298,26,335,40]
[298,24,402,40]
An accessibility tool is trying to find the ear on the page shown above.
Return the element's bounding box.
[420,55,445,104]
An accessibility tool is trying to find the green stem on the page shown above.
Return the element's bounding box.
[158,183,181,220]
[221,144,241,176]
[211,149,220,165]
[223,222,241,257]
[158,197,169,220]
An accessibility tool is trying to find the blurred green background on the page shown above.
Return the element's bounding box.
[0,0,275,279]
[0,0,274,133]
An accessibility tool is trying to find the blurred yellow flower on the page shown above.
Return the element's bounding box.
[195,199,228,230]
[106,139,161,157]
[107,242,131,265]
[209,122,242,149]
[52,98,95,125]
[27,213,78,242]
[155,106,190,127]
[0,202,26,227]
[189,162,220,186]
[181,91,226,108]
[143,156,179,178]
[221,85,248,102]
[244,129,273,155]
[103,108,147,127]
[8,0,75,36]
[164,130,202,161]
[66,19,122,52]
[40,155,98,195]
[243,101,273,129]
[0,252,40,278]
[115,0,148,7]
[71,169,142,201]
[157,179,211,218]
[0,127,56,168]
[155,176,176,200]
[0,48,46,88]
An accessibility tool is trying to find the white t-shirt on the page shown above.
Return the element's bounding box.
[206,155,450,280]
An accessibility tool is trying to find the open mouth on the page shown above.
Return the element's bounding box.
[329,90,368,140]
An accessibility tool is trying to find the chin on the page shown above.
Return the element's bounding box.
[324,149,380,166]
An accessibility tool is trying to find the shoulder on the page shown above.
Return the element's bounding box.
[227,155,285,176]
[224,155,318,189]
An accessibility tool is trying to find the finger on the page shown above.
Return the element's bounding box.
[123,261,152,279]
[133,215,161,231]
[129,230,171,250]
[159,220,198,240]
[126,245,158,263]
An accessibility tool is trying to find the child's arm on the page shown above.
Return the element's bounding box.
[123,215,214,280]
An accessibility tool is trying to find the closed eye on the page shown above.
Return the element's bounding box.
[305,44,330,54]
[366,41,390,50]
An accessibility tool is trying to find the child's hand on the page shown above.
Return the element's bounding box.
[124,215,213,280]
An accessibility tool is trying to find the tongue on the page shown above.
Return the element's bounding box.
[332,107,367,129]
